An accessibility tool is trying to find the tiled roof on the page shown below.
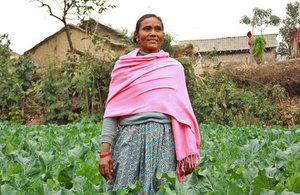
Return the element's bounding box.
[179,34,278,53]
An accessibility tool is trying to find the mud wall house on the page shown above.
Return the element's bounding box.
[80,18,129,45]
[24,21,126,69]
[10,52,21,60]
[179,34,278,69]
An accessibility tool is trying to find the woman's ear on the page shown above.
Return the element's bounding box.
[134,31,139,43]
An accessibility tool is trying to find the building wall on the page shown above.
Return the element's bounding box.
[26,28,124,68]
[196,49,276,67]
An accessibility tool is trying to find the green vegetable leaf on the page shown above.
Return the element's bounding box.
[2,142,14,155]
[286,172,300,193]
[253,169,277,194]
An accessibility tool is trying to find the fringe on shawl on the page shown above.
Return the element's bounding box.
[176,154,200,184]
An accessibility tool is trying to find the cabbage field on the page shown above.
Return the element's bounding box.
[0,120,299,194]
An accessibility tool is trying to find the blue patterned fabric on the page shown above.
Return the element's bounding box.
[106,122,176,194]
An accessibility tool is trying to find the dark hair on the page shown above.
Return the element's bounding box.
[133,14,164,43]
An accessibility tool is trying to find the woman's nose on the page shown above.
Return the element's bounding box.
[149,29,156,36]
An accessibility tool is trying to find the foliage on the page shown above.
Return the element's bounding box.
[0,120,106,194]
[0,34,36,124]
[34,62,75,124]
[252,35,266,63]
[278,1,300,58]
[33,50,117,124]
[0,34,11,62]
[277,41,289,60]
[181,59,296,127]
[161,32,175,56]
[240,7,281,35]
[156,123,300,194]
[1,121,299,194]
[202,48,218,62]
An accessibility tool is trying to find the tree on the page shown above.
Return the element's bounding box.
[0,34,36,124]
[161,32,175,55]
[30,0,115,55]
[278,1,300,58]
[0,34,11,63]
[240,7,281,35]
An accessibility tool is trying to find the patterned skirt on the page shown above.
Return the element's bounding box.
[106,121,177,194]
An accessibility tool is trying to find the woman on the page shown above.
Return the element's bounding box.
[247,31,257,65]
[247,31,254,54]
[98,14,200,194]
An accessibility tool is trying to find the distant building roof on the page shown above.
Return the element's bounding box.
[79,18,127,39]
[179,34,278,53]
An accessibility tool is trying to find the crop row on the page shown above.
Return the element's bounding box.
[0,120,299,194]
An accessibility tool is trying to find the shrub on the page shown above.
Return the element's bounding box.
[182,60,294,127]
[252,35,266,64]
[0,34,36,124]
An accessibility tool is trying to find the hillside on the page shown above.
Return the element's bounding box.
[195,58,300,127]
[221,58,300,97]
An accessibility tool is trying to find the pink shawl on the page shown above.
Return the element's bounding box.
[104,48,201,183]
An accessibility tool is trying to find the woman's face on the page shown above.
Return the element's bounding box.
[134,17,164,53]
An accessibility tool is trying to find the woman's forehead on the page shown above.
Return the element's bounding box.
[140,17,163,27]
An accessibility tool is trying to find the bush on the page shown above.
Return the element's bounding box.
[0,34,36,124]
[32,51,117,124]
[182,60,294,127]
[252,35,266,64]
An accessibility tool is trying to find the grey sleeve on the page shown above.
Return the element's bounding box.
[101,117,118,144]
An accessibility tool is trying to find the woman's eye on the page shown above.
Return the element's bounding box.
[155,26,162,31]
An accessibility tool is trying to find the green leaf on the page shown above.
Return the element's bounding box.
[127,181,143,193]
[0,183,18,195]
[241,166,258,187]
[157,183,177,195]
[2,162,22,181]
[38,153,46,173]
[236,167,245,175]
[156,171,176,187]
[228,181,246,195]
[275,149,290,168]
[253,169,277,194]
[72,176,98,195]
[58,167,73,189]
[69,145,88,160]
[115,188,129,195]
[185,172,213,194]
[260,189,281,195]
[37,151,55,166]
[286,172,300,193]
[2,142,14,155]
[13,174,30,189]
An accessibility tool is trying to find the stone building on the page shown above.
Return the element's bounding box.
[179,34,278,67]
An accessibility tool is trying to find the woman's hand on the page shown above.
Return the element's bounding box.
[99,142,113,181]
[99,155,113,181]
[183,155,195,175]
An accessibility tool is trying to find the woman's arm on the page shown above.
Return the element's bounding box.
[98,117,118,180]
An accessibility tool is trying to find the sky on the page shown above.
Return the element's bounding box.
[0,0,296,54]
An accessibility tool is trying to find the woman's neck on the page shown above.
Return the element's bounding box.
[138,50,149,56]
